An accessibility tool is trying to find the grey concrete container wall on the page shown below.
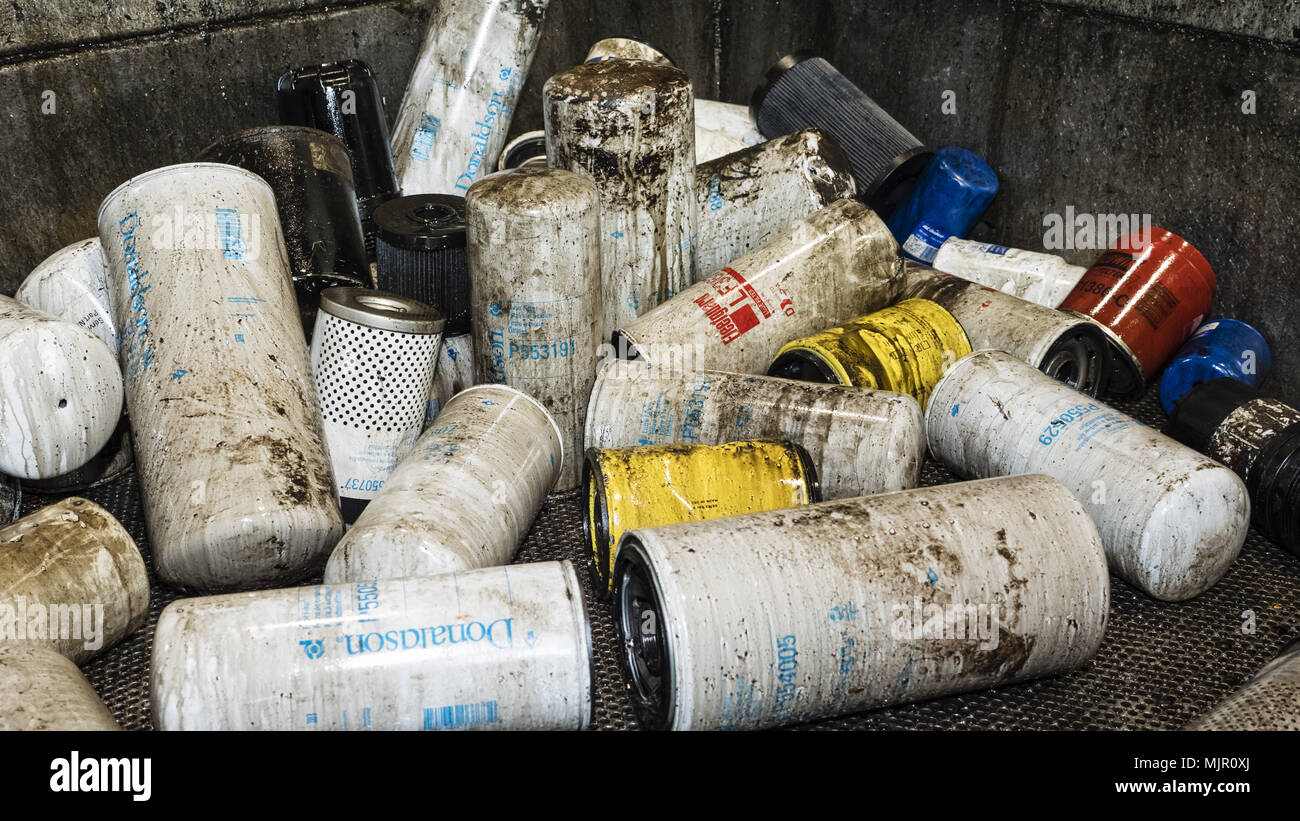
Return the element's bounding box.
[4,1,1300,402]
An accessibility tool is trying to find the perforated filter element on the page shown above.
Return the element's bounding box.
[1186,642,1300,730]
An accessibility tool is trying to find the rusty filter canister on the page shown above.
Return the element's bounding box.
[98,163,343,592]
[391,0,549,196]
[585,359,923,499]
[926,351,1250,601]
[901,265,1111,397]
[931,238,1087,309]
[16,238,118,353]
[153,561,592,730]
[585,440,820,596]
[323,384,562,583]
[466,168,602,491]
[613,474,1109,730]
[1186,638,1300,730]
[768,297,972,410]
[694,129,856,278]
[614,198,902,373]
[1059,228,1216,399]
[0,498,148,664]
[0,646,120,731]
[544,59,697,334]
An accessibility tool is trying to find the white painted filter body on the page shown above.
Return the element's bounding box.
[585,359,923,498]
[98,163,343,592]
[324,384,562,583]
[693,99,764,163]
[467,167,601,491]
[15,238,118,352]
[932,238,1087,309]
[0,295,122,480]
[152,561,592,730]
[426,331,476,424]
[614,198,902,374]
[926,350,1250,601]
[390,0,549,196]
[583,37,673,65]
[614,474,1110,730]
[695,129,856,277]
[0,646,120,730]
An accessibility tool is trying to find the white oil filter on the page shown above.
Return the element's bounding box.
[324,384,562,583]
[15,238,118,352]
[0,646,120,730]
[932,238,1087,308]
[694,99,764,163]
[98,162,343,592]
[926,350,1250,601]
[311,288,444,523]
[428,331,475,423]
[583,36,673,65]
[152,561,592,730]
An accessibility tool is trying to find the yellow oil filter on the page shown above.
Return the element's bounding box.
[584,440,820,596]
[767,297,971,409]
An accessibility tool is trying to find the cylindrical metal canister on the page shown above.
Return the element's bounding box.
[390,0,549,196]
[153,561,592,731]
[694,129,856,277]
[466,168,601,492]
[98,163,344,592]
[926,351,1250,601]
[901,266,1111,397]
[751,55,932,216]
[586,440,819,595]
[887,147,999,264]
[1159,319,1270,414]
[16,238,117,352]
[768,297,971,410]
[199,126,372,336]
[311,288,444,524]
[613,474,1110,730]
[1186,638,1300,730]
[1165,378,1300,556]
[583,36,674,65]
[428,332,475,423]
[0,646,120,731]
[0,498,148,664]
[586,360,924,499]
[277,59,400,262]
[614,198,902,374]
[932,238,1087,309]
[694,99,764,163]
[1059,228,1216,399]
[497,130,548,171]
[0,295,123,480]
[544,59,697,334]
[323,384,562,583]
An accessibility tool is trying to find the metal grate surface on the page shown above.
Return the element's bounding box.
[27,384,1300,731]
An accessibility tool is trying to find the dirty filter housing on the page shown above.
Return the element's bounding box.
[1185,638,1300,730]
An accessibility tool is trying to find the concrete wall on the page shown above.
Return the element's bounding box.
[5,0,1299,401]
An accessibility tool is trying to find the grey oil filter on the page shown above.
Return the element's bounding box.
[585,359,924,499]
[98,162,344,592]
[545,59,697,334]
[926,350,1250,601]
[153,561,592,731]
[0,498,148,664]
[695,129,856,277]
[614,198,902,374]
[391,0,549,196]
[311,288,444,524]
[614,474,1109,730]
[902,265,1111,397]
[932,238,1087,308]
[0,646,120,731]
[467,167,601,491]
[1186,638,1300,730]
[323,384,562,583]
[751,54,931,217]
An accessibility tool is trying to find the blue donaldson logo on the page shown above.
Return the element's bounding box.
[1038,403,1101,446]
[453,68,514,192]
[338,617,515,655]
[300,639,325,659]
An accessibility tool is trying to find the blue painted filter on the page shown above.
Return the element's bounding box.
[887,147,998,264]
[1159,319,1271,414]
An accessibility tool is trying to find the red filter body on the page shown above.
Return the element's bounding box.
[1060,228,1215,399]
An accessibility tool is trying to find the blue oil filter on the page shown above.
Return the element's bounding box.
[1158,319,1270,414]
[887,147,998,264]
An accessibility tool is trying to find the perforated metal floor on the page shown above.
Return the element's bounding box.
[30,384,1300,731]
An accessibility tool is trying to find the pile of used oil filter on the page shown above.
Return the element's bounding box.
[1,7,1297,732]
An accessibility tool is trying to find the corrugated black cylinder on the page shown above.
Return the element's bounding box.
[374,194,470,336]
[277,60,400,262]
[751,54,931,217]
[198,125,371,336]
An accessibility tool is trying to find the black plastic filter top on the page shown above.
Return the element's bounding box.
[277,60,400,261]
[373,194,470,336]
[751,54,932,217]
